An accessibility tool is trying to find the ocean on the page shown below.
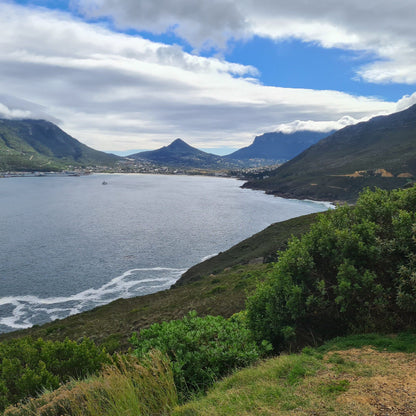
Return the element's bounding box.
[0,174,330,332]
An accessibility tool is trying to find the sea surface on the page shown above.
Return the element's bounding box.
[0,174,330,333]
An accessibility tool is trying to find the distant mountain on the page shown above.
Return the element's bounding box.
[0,118,120,171]
[243,104,416,203]
[225,130,333,165]
[129,138,239,169]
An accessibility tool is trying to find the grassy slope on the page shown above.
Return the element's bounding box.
[5,333,416,416]
[0,213,318,350]
[244,104,416,203]
[174,332,416,415]
[0,119,119,171]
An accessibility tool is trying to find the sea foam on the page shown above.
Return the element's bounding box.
[0,267,185,331]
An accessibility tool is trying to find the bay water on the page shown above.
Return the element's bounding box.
[0,174,330,333]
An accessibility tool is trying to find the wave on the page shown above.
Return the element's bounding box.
[0,267,186,331]
[200,253,218,262]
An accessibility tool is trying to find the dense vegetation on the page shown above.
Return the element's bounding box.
[0,337,109,411]
[247,186,416,351]
[244,104,416,202]
[131,311,270,401]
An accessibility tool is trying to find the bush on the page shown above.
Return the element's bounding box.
[247,186,416,351]
[0,337,109,411]
[131,311,270,400]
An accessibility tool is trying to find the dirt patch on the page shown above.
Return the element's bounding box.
[375,169,394,177]
[322,348,416,415]
[398,173,413,178]
[332,170,366,178]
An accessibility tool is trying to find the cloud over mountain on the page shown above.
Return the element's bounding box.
[0,1,412,152]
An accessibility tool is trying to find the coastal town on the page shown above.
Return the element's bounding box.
[0,157,280,179]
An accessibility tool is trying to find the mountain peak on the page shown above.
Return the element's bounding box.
[128,138,229,169]
[168,138,191,149]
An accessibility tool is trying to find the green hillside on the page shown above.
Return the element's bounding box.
[0,118,120,171]
[244,104,416,202]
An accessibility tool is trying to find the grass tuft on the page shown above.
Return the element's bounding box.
[4,350,177,416]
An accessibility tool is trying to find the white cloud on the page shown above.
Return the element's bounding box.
[396,92,416,112]
[72,0,248,50]
[73,0,416,85]
[0,2,404,151]
[0,94,60,122]
[0,103,31,119]
[273,115,372,134]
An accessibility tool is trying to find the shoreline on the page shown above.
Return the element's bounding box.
[0,175,329,337]
[240,182,339,207]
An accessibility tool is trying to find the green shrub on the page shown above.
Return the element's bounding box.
[247,186,416,351]
[131,311,270,400]
[0,337,109,411]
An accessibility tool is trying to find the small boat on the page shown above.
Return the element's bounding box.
[102,181,108,185]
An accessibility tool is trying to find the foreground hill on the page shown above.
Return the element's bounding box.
[225,130,333,165]
[129,138,239,170]
[0,118,120,171]
[175,333,416,416]
[244,104,416,202]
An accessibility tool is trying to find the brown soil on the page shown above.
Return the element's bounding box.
[323,348,416,415]
[375,169,394,177]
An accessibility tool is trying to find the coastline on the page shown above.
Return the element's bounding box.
[240,181,339,207]
[0,213,319,348]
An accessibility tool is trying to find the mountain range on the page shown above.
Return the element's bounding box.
[128,131,332,169]
[224,130,332,165]
[0,118,120,171]
[244,104,416,202]
[0,118,329,172]
[3,103,416,203]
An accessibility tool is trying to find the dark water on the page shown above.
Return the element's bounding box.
[0,174,330,332]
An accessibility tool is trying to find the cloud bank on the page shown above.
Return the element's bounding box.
[0,2,411,151]
[74,0,416,85]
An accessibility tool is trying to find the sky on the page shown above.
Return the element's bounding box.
[0,0,416,155]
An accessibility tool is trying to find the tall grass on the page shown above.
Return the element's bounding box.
[4,350,177,416]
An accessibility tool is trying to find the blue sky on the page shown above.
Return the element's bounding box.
[0,0,415,153]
